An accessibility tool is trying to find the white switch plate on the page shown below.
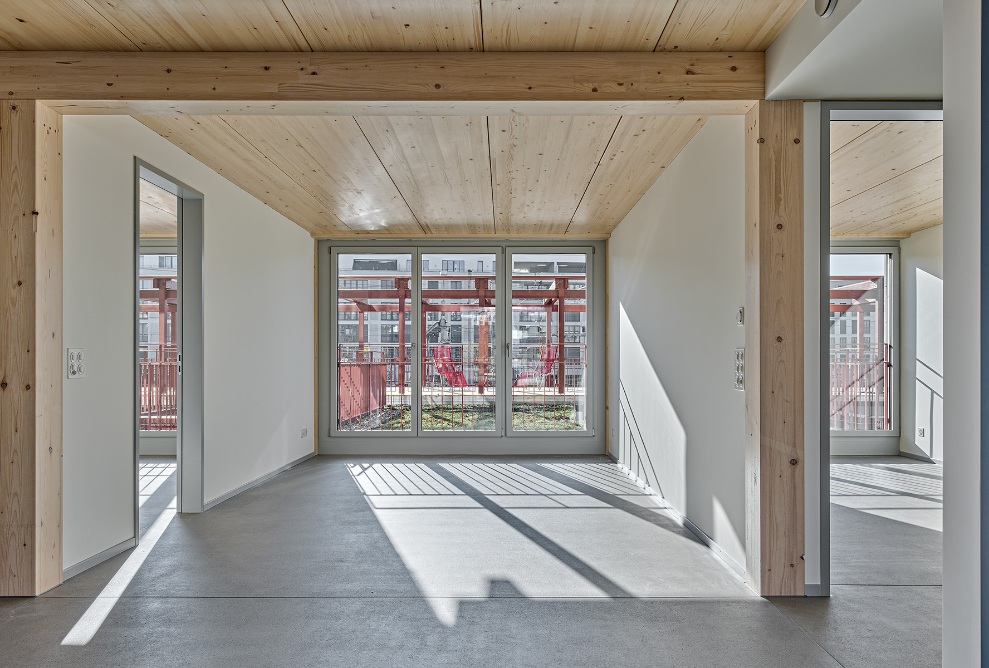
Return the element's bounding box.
[67,348,86,379]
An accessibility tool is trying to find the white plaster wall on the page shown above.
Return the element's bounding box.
[62,116,314,570]
[608,116,747,570]
[899,225,944,461]
[942,0,981,663]
[767,0,943,100]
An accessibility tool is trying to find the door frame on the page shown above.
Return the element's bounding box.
[815,100,944,597]
[133,159,205,529]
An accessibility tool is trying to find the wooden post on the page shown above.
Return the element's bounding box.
[0,100,63,596]
[744,100,804,597]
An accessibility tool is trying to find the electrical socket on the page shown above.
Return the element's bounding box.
[918,427,925,438]
[67,348,86,379]
[300,428,308,439]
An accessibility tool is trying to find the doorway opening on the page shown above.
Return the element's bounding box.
[134,161,205,526]
[819,103,943,626]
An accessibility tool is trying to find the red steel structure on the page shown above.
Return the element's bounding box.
[139,275,178,431]
[829,275,891,431]
[336,273,586,429]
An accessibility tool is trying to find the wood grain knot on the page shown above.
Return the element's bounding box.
[776,223,783,230]
[789,458,798,465]
[793,138,800,144]
[776,336,783,343]
[25,385,31,391]
[0,382,7,390]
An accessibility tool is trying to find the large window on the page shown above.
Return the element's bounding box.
[421,253,497,432]
[510,253,587,431]
[829,251,894,432]
[336,253,413,432]
[330,246,594,439]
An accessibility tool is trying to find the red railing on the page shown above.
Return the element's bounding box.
[829,345,891,431]
[140,344,178,431]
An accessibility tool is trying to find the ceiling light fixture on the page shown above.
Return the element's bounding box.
[815,0,837,18]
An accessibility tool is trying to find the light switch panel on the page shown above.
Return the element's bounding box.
[734,348,744,391]
[67,348,86,379]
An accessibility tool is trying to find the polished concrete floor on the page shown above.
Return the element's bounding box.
[0,456,940,667]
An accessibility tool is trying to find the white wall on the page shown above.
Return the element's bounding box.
[767,0,943,100]
[942,0,981,663]
[899,225,944,461]
[63,116,314,571]
[608,116,747,570]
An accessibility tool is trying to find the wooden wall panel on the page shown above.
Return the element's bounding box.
[483,0,677,51]
[657,0,804,51]
[568,115,706,233]
[0,101,62,596]
[285,0,482,51]
[221,116,422,234]
[356,116,494,234]
[744,99,804,597]
[489,115,619,235]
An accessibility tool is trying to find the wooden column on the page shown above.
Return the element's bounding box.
[744,100,804,597]
[0,100,62,596]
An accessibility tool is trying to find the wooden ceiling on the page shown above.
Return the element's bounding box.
[830,121,943,238]
[0,1,802,52]
[138,114,706,237]
[1,1,804,238]
[139,178,178,238]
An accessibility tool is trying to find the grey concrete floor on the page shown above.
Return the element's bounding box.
[774,456,942,668]
[0,456,938,667]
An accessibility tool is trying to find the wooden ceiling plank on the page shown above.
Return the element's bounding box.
[832,198,943,238]
[136,115,350,236]
[0,51,765,103]
[829,120,882,154]
[139,179,178,238]
[284,0,481,51]
[830,120,943,207]
[489,115,620,235]
[82,0,312,51]
[568,115,707,234]
[656,0,804,51]
[482,0,678,51]
[356,116,495,234]
[221,116,422,234]
[0,0,139,50]
[830,155,943,237]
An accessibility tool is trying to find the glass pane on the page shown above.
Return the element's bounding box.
[829,253,892,431]
[337,253,412,431]
[138,254,178,432]
[511,253,587,431]
[421,253,497,431]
